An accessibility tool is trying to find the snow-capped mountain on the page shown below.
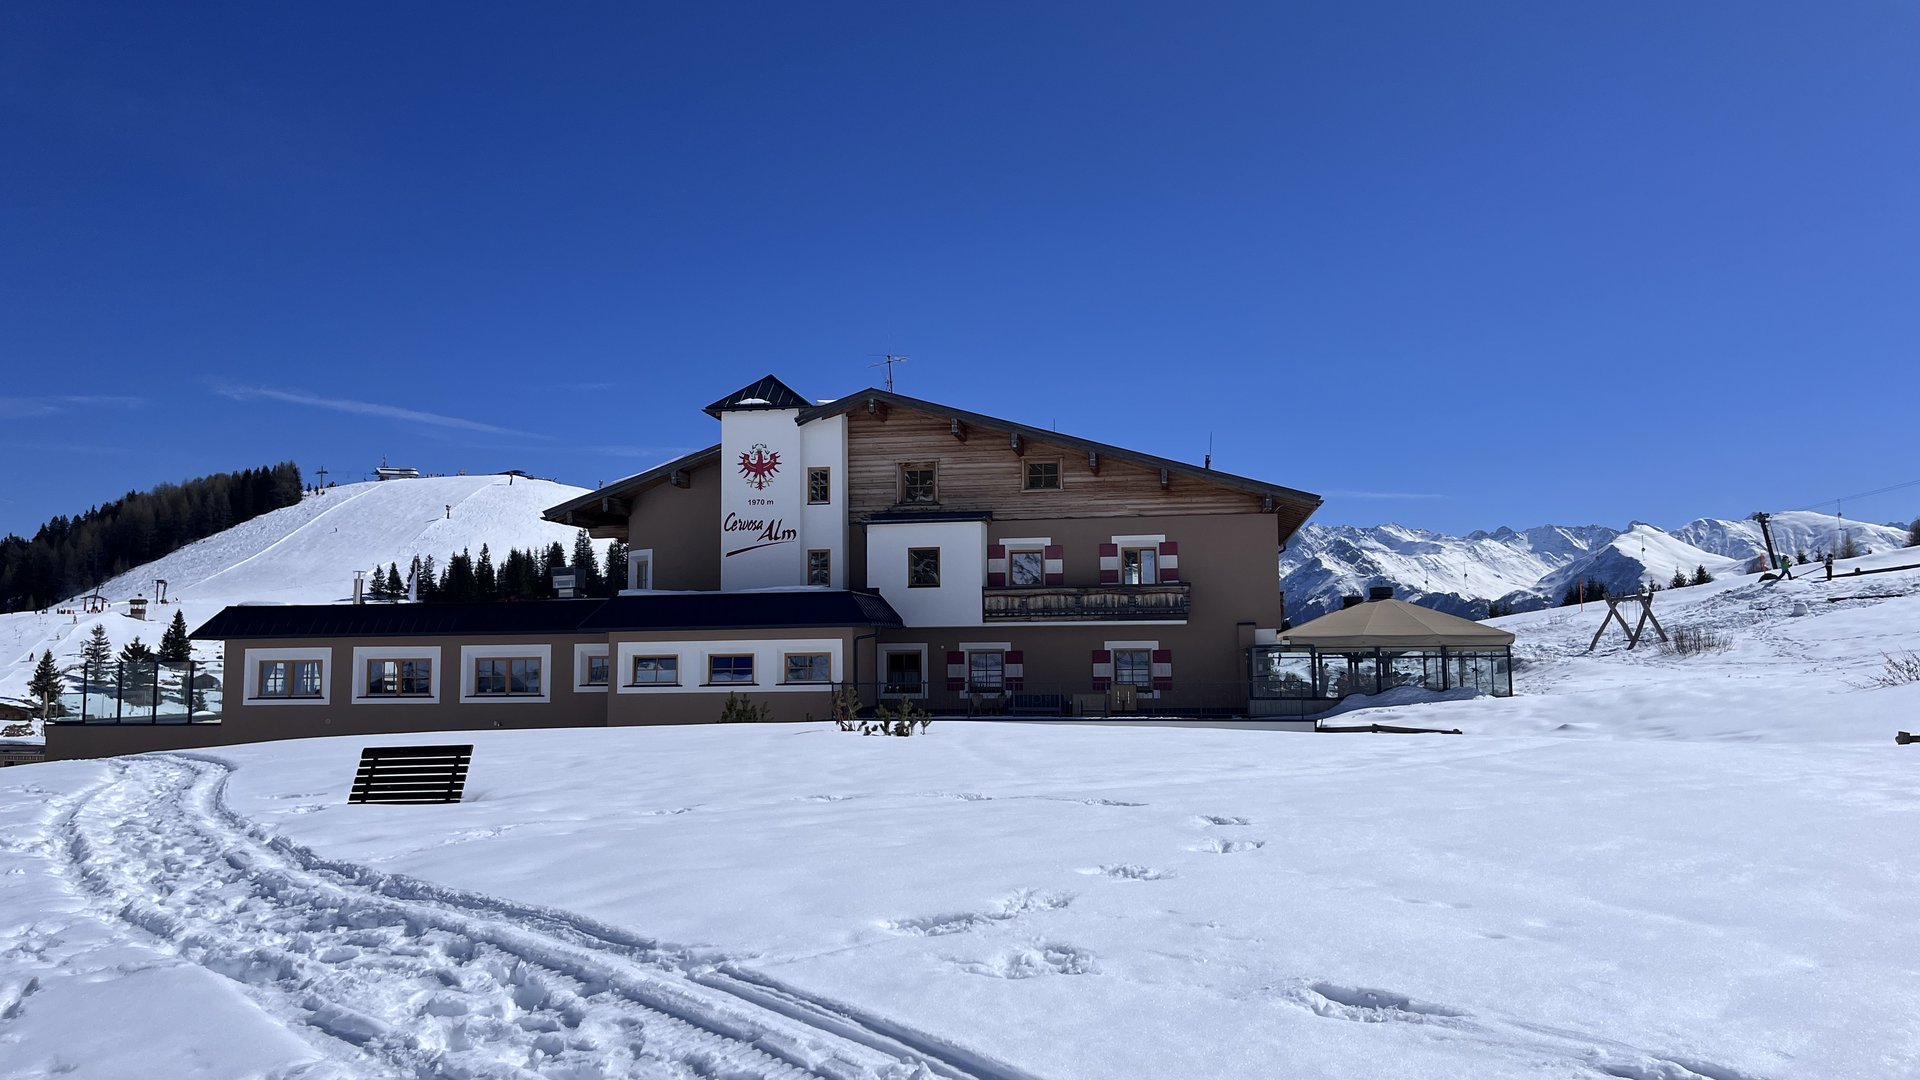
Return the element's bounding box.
[1281,511,1909,621]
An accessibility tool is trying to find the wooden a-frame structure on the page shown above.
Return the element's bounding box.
[1588,591,1670,652]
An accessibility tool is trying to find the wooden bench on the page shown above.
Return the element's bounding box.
[348,744,473,804]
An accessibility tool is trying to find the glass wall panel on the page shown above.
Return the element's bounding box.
[1251,650,1318,699]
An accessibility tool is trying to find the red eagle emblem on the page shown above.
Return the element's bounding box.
[737,443,780,490]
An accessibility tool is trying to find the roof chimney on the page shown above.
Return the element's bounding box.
[1368,586,1394,602]
[1340,594,1364,609]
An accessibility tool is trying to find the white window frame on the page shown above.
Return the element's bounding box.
[459,643,553,704]
[628,548,654,591]
[879,644,928,699]
[1112,533,1168,587]
[614,639,842,694]
[573,643,611,694]
[242,647,332,706]
[351,645,442,705]
[1106,639,1161,699]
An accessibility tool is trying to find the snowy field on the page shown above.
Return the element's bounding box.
[2,556,1918,1078]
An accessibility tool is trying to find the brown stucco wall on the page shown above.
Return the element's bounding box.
[626,459,722,590]
[216,634,611,746]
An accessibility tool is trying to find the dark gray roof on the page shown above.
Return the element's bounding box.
[191,601,609,640]
[580,590,901,632]
[704,375,813,418]
[543,445,721,531]
[192,590,903,640]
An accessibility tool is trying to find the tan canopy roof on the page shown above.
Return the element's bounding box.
[1281,598,1516,650]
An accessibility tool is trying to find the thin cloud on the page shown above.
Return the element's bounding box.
[214,383,549,439]
[0,395,143,419]
[1322,490,1446,500]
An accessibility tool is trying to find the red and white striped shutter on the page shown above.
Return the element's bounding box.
[1091,649,1113,690]
[1158,541,1179,583]
[1151,649,1173,691]
[986,544,1008,588]
[946,651,966,691]
[1098,543,1120,584]
[1005,650,1024,690]
[1043,545,1064,586]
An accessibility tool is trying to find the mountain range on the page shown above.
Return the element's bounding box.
[1279,511,1911,621]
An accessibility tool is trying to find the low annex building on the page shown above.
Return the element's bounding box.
[51,375,1329,758]
[1248,592,1516,716]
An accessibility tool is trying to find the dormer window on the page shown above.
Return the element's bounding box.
[1024,460,1061,491]
[900,463,937,504]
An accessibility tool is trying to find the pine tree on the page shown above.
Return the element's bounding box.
[1690,564,1712,586]
[386,562,403,599]
[159,609,191,662]
[117,638,156,708]
[572,530,602,596]
[476,544,497,600]
[29,650,62,720]
[1838,533,1861,560]
[443,550,475,602]
[82,623,112,685]
[1670,568,1689,590]
[604,540,628,595]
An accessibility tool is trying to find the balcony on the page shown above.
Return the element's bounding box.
[982,582,1191,622]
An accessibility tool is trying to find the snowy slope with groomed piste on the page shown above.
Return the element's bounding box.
[0,475,606,738]
[1,542,1916,1078]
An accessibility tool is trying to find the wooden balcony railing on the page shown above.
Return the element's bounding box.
[982,582,1191,622]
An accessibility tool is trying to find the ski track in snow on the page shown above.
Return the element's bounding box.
[48,754,1035,1080]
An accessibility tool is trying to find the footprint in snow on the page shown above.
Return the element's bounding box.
[881,889,1072,936]
[1284,981,1464,1023]
[962,943,1097,979]
[1191,838,1265,854]
[1076,864,1175,881]
[1196,815,1252,826]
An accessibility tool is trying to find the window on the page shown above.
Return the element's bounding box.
[366,658,432,696]
[900,463,937,504]
[708,654,755,684]
[968,651,1005,691]
[585,654,610,687]
[1121,546,1159,585]
[630,655,679,685]
[784,652,832,684]
[1024,460,1061,491]
[630,549,653,590]
[474,657,542,696]
[908,547,941,588]
[258,659,323,699]
[807,549,831,586]
[884,651,923,694]
[807,467,831,505]
[1009,548,1045,587]
[1113,649,1152,689]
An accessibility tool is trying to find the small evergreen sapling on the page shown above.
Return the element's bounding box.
[1670,569,1689,589]
[718,692,772,724]
[82,623,112,685]
[1690,565,1713,586]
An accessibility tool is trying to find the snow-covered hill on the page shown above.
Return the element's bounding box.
[0,475,605,729]
[1281,511,1910,621]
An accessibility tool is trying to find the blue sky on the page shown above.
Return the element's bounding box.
[3,4,1916,538]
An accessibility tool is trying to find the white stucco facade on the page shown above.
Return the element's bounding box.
[865,519,987,628]
[718,408,847,591]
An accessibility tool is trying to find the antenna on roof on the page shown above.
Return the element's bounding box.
[869,353,909,392]
[1205,432,1213,470]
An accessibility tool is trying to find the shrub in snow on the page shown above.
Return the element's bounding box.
[1690,565,1713,586]
[1869,652,1920,688]
[1665,625,1732,657]
[1838,533,1861,560]
[1670,569,1689,589]
[718,693,771,724]
[865,699,932,737]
